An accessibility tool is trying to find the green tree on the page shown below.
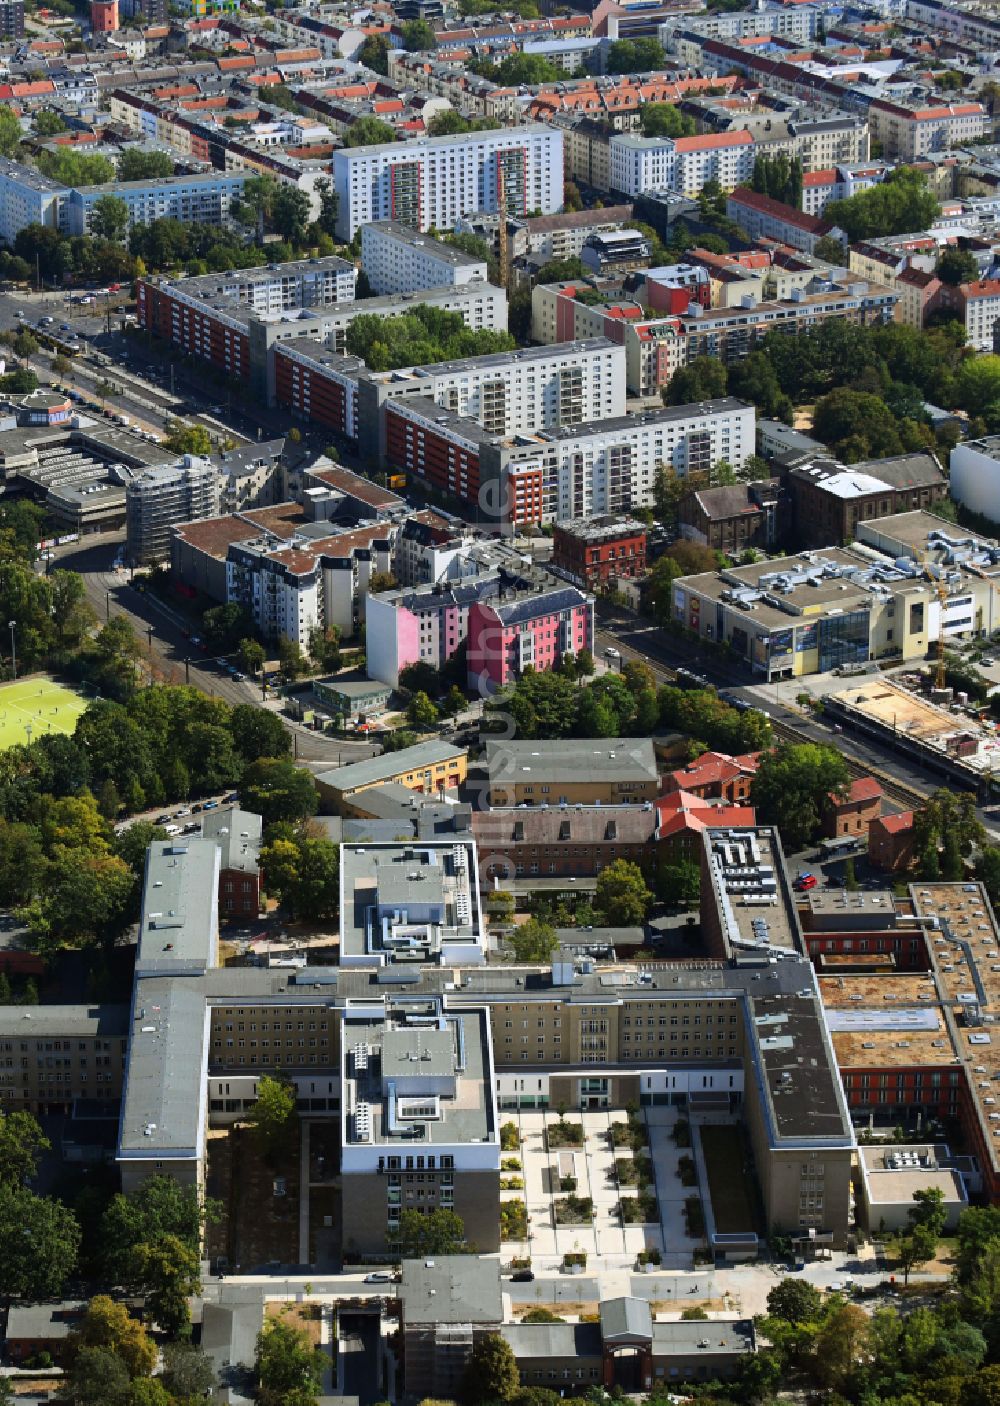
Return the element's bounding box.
[397,1206,467,1258]
[407,690,440,729]
[401,17,436,48]
[357,33,390,73]
[230,703,290,762]
[508,917,558,963]
[462,1333,520,1404]
[248,1073,298,1163]
[12,328,37,365]
[313,176,339,238]
[256,1316,324,1406]
[118,149,174,181]
[272,185,311,245]
[132,1232,201,1336]
[0,1110,50,1186]
[480,52,562,84]
[664,354,728,406]
[606,37,665,72]
[238,637,267,675]
[241,757,318,825]
[278,635,308,679]
[236,174,277,244]
[163,420,212,457]
[937,246,979,286]
[894,1222,938,1285]
[260,830,338,920]
[162,1340,215,1399]
[656,860,700,908]
[639,103,695,138]
[766,1277,823,1324]
[910,1185,948,1237]
[0,1184,80,1300]
[90,195,130,244]
[814,233,848,265]
[812,387,907,461]
[67,1295,157,1378]
[100,1174,207,1287]
[65,1346,131,1406]
[751,743,849,851]
[344,115,397,147]
[825,167,940,242]
[36,148,116,185]
[0,107,23,158]
[595,859,652,926]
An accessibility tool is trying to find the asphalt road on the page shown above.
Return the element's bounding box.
[53,534,377,766]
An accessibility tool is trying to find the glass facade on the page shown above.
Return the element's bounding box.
[818,609,870,672]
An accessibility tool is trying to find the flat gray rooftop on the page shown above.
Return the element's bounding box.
[317,740,466,794]
[399,1254,502,1324]
[137,840,220,975]
[486,737,657,785]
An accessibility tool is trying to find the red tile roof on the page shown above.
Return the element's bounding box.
[875,811,913,834]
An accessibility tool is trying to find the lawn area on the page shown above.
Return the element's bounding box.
[0,675,87,749]
[699,1124,762,1235]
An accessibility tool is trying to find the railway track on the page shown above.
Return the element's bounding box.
[769,717,930,810]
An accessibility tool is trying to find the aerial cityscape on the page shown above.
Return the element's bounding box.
[5,0,1000,1402]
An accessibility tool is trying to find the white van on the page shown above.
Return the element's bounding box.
[164,824,183,836]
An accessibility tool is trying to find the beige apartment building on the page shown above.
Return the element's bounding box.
[485,738,659,807]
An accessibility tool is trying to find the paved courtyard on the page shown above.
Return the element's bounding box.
[499,1106,705,1274]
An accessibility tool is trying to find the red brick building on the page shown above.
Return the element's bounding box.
[823,777,882,838]
[660,750,759,805]
[552,515,647,590]
[868,811,916,873]
[655,792,756,861]
[472,804,657,881]
[203,806,262,919]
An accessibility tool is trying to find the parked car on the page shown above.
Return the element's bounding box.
[364,1272,395,1284]
[511,1269,535,1282]
[794,873,818,892]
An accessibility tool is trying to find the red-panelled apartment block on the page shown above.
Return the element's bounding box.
[137,279,248,380]
[273,342,358,438]
[384,403,482,511]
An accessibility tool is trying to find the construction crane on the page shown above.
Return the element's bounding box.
[920,552,951,692]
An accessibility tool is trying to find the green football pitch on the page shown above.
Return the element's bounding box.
[0,676,88,750]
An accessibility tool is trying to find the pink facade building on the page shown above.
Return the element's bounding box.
[467,585,593,692]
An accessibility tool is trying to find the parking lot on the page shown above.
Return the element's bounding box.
[500,1107,704,1273]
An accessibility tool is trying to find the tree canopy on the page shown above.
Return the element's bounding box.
[344,302,515,370]
[825,167,940,242]
[751,743,849,851]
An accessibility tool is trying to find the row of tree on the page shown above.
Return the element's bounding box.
[666,316,982,456]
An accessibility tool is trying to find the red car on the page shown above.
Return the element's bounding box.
[794,873,818,891]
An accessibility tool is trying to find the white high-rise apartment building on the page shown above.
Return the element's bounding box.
[361,221,489,295]
[609,131,755,199]
[333,125,564,240]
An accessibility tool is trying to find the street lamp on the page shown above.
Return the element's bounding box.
[8,620,15,681]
